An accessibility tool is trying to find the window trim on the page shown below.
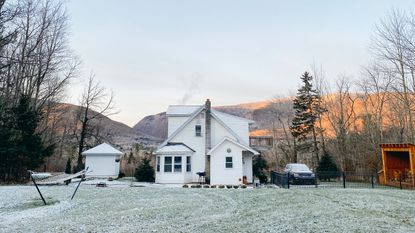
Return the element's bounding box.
[164,156,172,172]
[156,156,160,172]
[186,156,191,172]
[174,156,182,173]
[225,156,233,169]
[195,124,202,137]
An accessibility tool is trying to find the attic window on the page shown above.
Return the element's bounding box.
[195,125,202,137]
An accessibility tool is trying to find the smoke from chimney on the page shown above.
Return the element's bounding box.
[178,73,203,104]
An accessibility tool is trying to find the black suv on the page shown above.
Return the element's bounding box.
[284,163,315,185]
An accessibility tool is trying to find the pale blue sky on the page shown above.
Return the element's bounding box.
[66,0,415,126]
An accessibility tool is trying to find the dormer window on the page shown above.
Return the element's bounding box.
[195,125,202,136]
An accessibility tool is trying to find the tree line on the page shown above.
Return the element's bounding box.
[269,8,415,173]
[0,0,115,182]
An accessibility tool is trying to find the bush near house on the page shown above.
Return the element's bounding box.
[134,157,155,182]
[253,155,269,183]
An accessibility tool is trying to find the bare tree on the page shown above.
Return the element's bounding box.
[74,74,117,170]
[371,8,415,143]
[268,96,295,169]
[324,76,357,171]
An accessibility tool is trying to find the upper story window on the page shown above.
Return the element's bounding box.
[195,125,202,136]
[225,156,233,168]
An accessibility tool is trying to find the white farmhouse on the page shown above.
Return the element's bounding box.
[82,143,123,178]
[154,99,259,185]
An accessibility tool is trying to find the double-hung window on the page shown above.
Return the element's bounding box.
[174,156,182,172]
[195,125,202,136]
[225,157,233,168]
[186,156,191,172]
[164,156,172,172]
[156,156,160,172]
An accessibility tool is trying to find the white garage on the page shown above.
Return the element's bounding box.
[82,143,123,178]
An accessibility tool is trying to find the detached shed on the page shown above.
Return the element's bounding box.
[379,143,415,188]
[82,143,123,178]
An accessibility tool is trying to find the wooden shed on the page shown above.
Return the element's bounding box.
[379,143,415,188]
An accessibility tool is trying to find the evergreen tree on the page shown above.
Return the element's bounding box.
[65,158,72,174]
[316,151,341,181]
[134,157,155,182]
[253,155,269,183]
[0,95,54,181]
[290,72,326,164]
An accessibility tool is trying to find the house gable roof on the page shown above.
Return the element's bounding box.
[158,105,205,149]
[210,110,246,145]
[82,143,123,156]
[155,142,195,155]
[207,137,259,155]
[211,109,255,124]
[167,105,202,116]
[158,104,254,150]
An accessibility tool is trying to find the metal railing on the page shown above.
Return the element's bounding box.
[270,171,413,189]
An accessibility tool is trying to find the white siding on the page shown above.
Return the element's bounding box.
[85,155,119,178]
[243,154,253,183]
[169,112,205,182]
[211,118,237,147]
[157,106,255,185]
[210,141,243,185]
[168,117,189,137]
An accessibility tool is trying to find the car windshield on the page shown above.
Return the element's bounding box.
[289,164,310,171]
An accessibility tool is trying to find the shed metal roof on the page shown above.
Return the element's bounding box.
[82,143,123,156]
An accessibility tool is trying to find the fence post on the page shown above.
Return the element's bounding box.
[371,174,374,189]
[342,172,346,189]
[287,172,290,189]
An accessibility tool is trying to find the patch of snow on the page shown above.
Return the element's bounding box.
[0,185,414,233]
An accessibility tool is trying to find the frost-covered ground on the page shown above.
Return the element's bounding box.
[0,182,414,233]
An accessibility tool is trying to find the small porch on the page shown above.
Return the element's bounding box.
[379,143,415,189]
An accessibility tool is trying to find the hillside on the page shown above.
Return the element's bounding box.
[133,99,293,139]
[43,103,162,171]
[133,93,398,141]
[54,103,162,148]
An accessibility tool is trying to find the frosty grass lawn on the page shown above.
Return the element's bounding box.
[1,182,414,233]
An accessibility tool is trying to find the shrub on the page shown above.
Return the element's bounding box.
[134,157,155,182]
[203,185,210,188]
[241,185,247,189]
[191,184,201,188]
[182,184,189,188]
[108,177,114,181]
[316,151,341,181]
[233,185,239,189]
[226,185,232,189]
[65,158,72,174]
[253,155,269,184]
[218,185,225,189]
[210,185,216,188]
[118,172,125,178]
